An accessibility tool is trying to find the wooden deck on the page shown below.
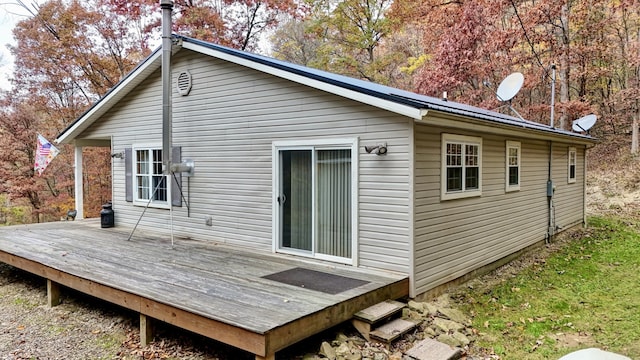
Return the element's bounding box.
[0,220,408,359]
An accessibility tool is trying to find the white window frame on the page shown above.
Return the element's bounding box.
[272,138,359,266]
[505,141,521,192]
[441,134,483,200]
[133,145,170,209]
[568,147,577,183]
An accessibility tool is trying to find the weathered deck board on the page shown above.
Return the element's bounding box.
[0,220,409,357]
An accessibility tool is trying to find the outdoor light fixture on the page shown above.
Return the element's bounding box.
[111,152,124,159]
[365,143,388,155]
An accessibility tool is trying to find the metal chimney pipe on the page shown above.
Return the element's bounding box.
[161,0,173,175]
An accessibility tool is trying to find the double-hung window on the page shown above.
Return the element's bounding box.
[506,141,521,192]
[568,147,577,183]
[134,147,168,206]
[441,134,482,200]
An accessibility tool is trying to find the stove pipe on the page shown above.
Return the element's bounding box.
[160,0,173,175]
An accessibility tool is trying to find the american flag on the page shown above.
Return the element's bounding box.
[34,134,59,176]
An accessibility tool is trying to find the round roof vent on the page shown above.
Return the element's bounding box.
[177,71,192,96]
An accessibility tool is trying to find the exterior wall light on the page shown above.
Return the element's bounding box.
[365,143,388,155]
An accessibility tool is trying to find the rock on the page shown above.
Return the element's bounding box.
[558,348,631,360]
[373,352,388,360]
[402,308,411,318]
[303,354,323,360]
[408,300,425,313]
[432,318,465,332]
[320,341,336,360]
[361,348,375,359]
[451,331,470,346]
[335,343,351,356]
[423,302,439,315]
[435,294,451,308]
[437,333,462,348]
[335,332,349,344]
[438,308,471,326]
[335,342,361,360]
[406,338,463,360]
[390,352,403,360]
[347,336,366,347]
[404,309,423,321]
[423,327,437,337]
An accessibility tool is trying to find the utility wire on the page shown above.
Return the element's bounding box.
[509,0,551,79]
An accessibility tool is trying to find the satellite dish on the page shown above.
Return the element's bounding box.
[572,114,597,132]
[496,72,524,102]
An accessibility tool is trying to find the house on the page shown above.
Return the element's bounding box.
[56,35,595,299]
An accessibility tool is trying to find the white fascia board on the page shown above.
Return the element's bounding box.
[182,42,424,120]
[56,51,163,144]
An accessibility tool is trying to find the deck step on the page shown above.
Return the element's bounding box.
[405,338,463,360]
[353,300,406,324]
[370,318,418,343]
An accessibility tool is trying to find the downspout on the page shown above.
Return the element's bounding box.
[161,0,173,175]
[547,141,554,243]
[583,145,588,227]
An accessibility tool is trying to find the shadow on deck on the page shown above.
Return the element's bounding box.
[0,220,409,359]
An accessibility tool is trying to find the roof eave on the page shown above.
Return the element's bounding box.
[421,109,597,144]
[181,41,425,120]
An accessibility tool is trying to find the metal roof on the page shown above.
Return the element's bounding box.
[56,35,594,144]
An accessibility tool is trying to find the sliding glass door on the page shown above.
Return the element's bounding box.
[277,145,353,261]
[280,150,312,252]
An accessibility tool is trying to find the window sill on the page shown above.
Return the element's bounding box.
[505,186,520,192]
[133,201,170,209]
[441,190,482,201]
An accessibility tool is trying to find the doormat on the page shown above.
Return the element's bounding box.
[262,267,369,295]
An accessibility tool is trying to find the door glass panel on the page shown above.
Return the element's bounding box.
[316,149,351,258]
[281,150,312,251]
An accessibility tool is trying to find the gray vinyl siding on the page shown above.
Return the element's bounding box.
[79,49,411,274]
[413,123,550,294]
[552,143,585,230]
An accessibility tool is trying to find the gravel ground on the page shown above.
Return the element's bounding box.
[0,263,257,360]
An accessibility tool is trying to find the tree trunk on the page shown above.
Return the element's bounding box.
[632,110,639,154]
[558,2,570,130]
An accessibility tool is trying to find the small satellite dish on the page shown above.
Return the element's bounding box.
[496,72,524,102]
[572,114,597,132]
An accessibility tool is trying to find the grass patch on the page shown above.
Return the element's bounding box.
[93,332,126,351]
[458,216,640,359]
[12,296,39,309]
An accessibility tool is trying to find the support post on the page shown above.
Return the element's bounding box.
[255,354,275,360]
[47,279,61,307]
[140,314,154,346]
[74,145,84,220]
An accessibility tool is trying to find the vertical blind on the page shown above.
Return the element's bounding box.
[316,149,351,258]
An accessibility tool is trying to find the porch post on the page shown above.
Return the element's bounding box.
[74,145,84,220]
